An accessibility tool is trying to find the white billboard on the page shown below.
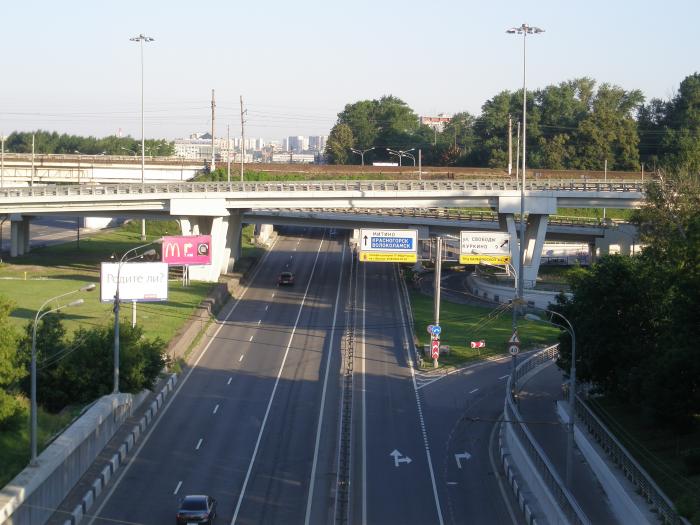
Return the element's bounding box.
[100,262,169,303]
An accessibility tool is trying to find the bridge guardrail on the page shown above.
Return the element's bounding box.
[505,344,590,525]
[0,179,646,199]
[575,396,690,525]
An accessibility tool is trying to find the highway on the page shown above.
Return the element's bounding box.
[85,228,522,525]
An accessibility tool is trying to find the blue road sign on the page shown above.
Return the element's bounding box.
[370,237,414,250]
[431,325,442,336]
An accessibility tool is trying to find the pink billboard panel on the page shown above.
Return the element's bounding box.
[162,235,212,265]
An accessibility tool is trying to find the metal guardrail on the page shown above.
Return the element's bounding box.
[0,179,646,199]
[575,397,690,525]
[253,207,615,228]
[505,344,590,525]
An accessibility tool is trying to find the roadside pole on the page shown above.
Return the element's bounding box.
[433,237,442,368]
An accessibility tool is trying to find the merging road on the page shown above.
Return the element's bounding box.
[84,228,522,525]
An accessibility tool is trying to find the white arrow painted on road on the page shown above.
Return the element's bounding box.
[455,452,472,469]
[390,449,412,467]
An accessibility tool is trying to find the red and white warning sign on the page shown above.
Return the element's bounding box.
[431,339,440,359]
[470,340,486,349]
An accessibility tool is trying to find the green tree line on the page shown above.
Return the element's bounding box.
[2,130,174,157]
[326,74,700,172]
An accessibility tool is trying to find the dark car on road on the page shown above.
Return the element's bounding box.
[176,494,217,524]
[278,271,295,285]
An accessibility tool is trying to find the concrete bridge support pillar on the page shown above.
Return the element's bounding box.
[501,213,549,289]
[9,215,30,257]
[179,211,242,282]
[255,224,274,243]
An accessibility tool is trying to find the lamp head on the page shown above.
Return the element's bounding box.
[67,299,84,308]
[525,313,542,322]
[81,284,96,292]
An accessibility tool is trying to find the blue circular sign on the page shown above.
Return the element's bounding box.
[431,325,442,336]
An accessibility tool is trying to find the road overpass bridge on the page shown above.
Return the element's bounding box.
[0,179,644,282]
[0,153,204,184]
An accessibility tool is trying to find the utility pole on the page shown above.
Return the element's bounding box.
[515,121,521,183]
[603,159,607,221]
[227,124,231,183]
[29,133,35,186]
[210,89,216,172]
[240,95,246,182]
[1,133,4,189]
[418,149,422,181]
[508,115,513,176]
[433,237,442,369]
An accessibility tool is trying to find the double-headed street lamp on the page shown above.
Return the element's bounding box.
[506,22,544,337]
[350,147,375,166]
[31,284,95,465]
[113,239,162,394]
[386,147,415,167]
[525,309,576,489]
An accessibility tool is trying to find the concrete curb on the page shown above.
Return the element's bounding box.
[498,424,541,525]
[63,374,178,525]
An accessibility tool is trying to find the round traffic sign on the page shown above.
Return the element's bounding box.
[427,324,434,335]
[431,325,442,336]
[508,344,520,356]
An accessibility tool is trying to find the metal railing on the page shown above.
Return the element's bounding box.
[575,397,690,525]
[0,179,646,200]
[505,344,590,525]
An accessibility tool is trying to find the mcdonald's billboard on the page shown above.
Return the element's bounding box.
[162,235,212,265]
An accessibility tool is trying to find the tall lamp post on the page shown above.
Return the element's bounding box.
[525,310,576,488]
[113,240,161,394]
[130,33,155,241]
[31,284,95,465]
[350,147,375,166]
[507,23,544,316]
[386,147,415,167]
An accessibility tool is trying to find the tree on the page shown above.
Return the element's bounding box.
[325,123,354,165]
[0,296,25,427]
[659,73,700,172]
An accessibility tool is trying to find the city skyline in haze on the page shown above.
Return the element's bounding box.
[1,0,698,141]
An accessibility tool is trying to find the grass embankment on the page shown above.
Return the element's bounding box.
[0,220,263,484]
[409,290,559,368]
[588,398,700,523]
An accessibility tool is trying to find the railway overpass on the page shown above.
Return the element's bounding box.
[0,178,644,282]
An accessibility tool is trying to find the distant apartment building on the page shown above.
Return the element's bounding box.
[287,136,308,153]
[420,113,452,132]
[308,135,327,152]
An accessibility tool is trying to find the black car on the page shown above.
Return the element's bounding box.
[278,271,295,285]
[176,494,217,524]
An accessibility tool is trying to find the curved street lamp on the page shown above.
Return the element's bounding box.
[525,309,576,489]
[350,147,375,166]
[386,147,415,167]
[113,239,162,394]
[31,284,95,465]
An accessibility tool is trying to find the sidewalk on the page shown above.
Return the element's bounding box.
[517,362,619,524]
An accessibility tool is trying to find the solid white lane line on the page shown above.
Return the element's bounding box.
[499,375,509,380]
[361,264,368,525]
[195,438,203,450]
[469,388,479,394]
[239,355,244,362]
[257,319,261,326]
[272,292,275,298]
[227,377,232,385]
[86,236,281,525]
[173,481,182,495]
[231,237,325,525]
[395,265,445,525]
[249,335,253,342]
[305,242,346,525]
[213,404,219,414]
[265,305,269,311]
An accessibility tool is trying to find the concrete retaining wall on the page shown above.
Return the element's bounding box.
[467,274,566,310]
[0,394,135,525]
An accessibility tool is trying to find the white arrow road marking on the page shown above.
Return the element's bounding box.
[455,452,472,469]
[227,377,232,385]
[239,355,244,362]
[195,438,203,450]
[265,305,269,311]
[173,481,182,495]
[213,404,219,414]
[389,449,413,467]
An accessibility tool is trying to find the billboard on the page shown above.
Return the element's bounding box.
[100,262,169,303]
[162,235,212,266]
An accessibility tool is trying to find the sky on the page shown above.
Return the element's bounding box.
[1,0,698,142]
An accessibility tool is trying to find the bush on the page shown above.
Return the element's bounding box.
[682,448,700,475]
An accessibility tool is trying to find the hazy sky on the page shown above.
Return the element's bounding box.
[1,0,697,142]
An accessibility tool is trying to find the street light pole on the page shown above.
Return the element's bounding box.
[130,33,154,241]
[112,241,161,394]
[31,284,94,465]
[1,133,5,189]
[525,309,576,488]
[350,147,375,166]
[507,22,544,314]
[386,148,415,167]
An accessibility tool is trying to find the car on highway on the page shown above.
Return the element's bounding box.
[329,228,337,238]
[278,271,295,285]
[176,494,217,524]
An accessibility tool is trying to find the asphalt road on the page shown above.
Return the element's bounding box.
[88,228,349,525]
[0,215,83,255]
